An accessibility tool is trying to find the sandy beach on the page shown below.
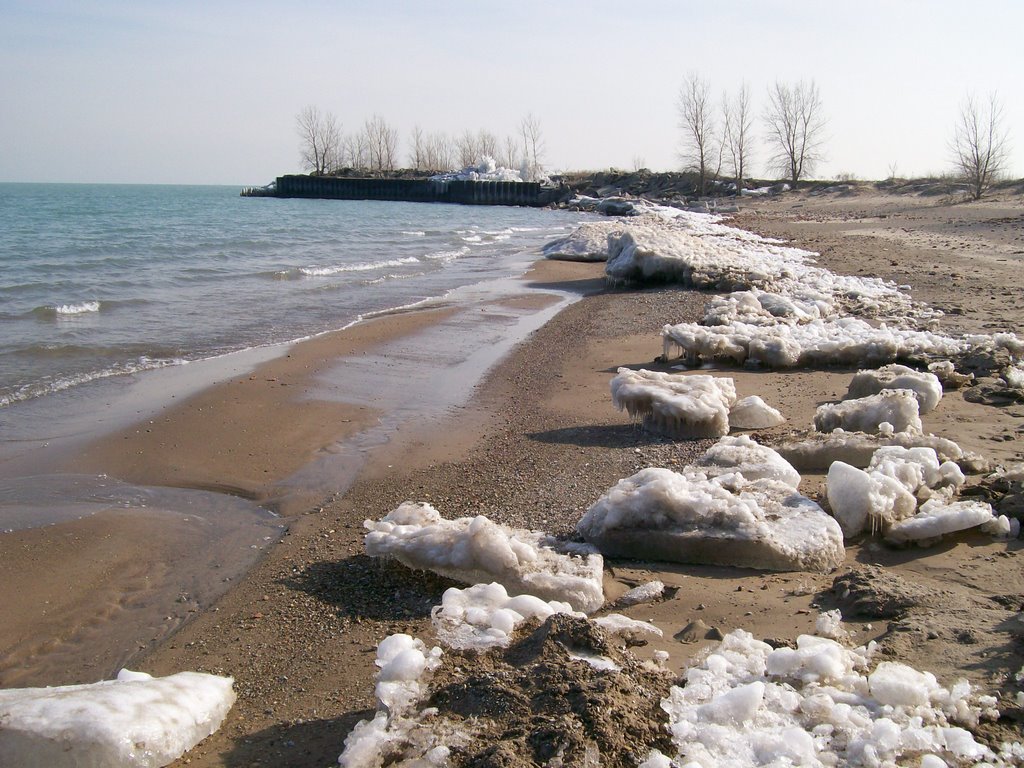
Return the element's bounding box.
[4,186,1023,766]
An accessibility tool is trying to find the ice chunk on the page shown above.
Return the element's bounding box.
[542,220,624,262]
[365,502,604,613]
[578,467,843,572]
[774,429,963,471]
[610,367,736,439]
[814,389,922,435]
[815,609,850,642]
[431,582,580,650]
[592,614,663,641]
[884,498,995,545]
[659,628,994,767]
[374,634,443,713]
[729,395,786,430]
[846,364,943,413]
[694,435,801,489]
[615,580,665,607]
[0,670,235,768]
[826,461,917,538]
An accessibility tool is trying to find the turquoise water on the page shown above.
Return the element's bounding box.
[0,183,583,408]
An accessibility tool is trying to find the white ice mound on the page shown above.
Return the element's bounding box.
[662,315,1023,370]
[846,363,943,413]
[660,629,993,767]
[702,288,833,327]
[431,582,580,650]
[826,446,968,539]
[0,669,235,768]
[693,435,801,489]
[542,220,624,261]
[885,498,995,545]
[610,367,736,438]
[728,395,786,430]
[826,460,917,539]
[430,156,522,182]
[577,466,843,573]
[814,389,922,435]
[773,429,963,471]
[339,634,448,768]
[364,502,604,613]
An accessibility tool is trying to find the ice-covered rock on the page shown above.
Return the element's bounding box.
[431,582,580,650]
[578,466,843,572]
[846,363,943,413]
[729,395,786,430]
[885,498,995,545]
[610,367,736,439]
[542,220,624,262]
[0,670,235,768]
[814,389,923,435]
[659,628,994,767]
[693,434,801,489]
[364,502,604,613]
[773,429,963,471]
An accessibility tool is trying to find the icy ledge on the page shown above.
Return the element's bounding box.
[364,502,604,613]
[0,669,235,768]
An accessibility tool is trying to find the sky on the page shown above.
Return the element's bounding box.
[1,0,1021,185]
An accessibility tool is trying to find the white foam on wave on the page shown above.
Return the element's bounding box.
[423,246,471,262]
[299,256,420,277]
[401,230,426,237]
[46,301,101,317]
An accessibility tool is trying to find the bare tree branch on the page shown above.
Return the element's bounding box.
[951,92,1010,200]
[678,73,716,196]
[296,106,341,175]
[520,113,545,181]
[763,80,826,183]
[722,82,754,193]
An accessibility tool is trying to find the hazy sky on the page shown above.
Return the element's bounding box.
[2,0,1021,185]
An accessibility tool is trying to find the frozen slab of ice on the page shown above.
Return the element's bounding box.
[773,429,963,471]
[659,628,995,767]
[846,363,943,413]
[702,288,833,327]
[0,669,235,768]
[814,389,923,435]
[885,498,995,545]
[364,502,604,613]
[693,434,801,489]
[577,465,843,573]
[663,316,1023,370]
[610,367,736,439]
[826,460,917,538]
[728,395,786,430]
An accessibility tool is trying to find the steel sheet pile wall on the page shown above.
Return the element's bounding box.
[274,175,550,207]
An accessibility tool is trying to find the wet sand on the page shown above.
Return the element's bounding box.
[5,189,1024,765]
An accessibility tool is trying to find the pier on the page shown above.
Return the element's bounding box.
[242,175,559,207]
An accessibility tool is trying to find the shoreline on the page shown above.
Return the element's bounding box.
[4,188,1023,765]
[0,256,599,690]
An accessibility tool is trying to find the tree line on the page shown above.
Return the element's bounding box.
[679,73,1012,200]
[296,107,546,180]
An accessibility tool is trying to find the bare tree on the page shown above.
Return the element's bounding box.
[363,114,399,172]
[455,129,480,168]
[763,80,826,183]
[409,125,426,171]
[477,129,500,161]
[503,135,520,170]
[520,113,545,181]
[722,82,754,194]
[425,132,454,171]
[677,73,716,196]
[951,92,1010,200]
[296,106,341,175]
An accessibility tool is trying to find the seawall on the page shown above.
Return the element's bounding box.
[266,175,556,207]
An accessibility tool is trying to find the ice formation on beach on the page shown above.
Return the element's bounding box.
[364,502,604,612]
[846,363,943,413]
[814,389,923,436]
[0,669,235,768]
[658,628,1000,767]
[773,429,964,471]
[663,315,1024,370]
[693,434,802,488]
[339,634,454,768]
[728,395,786,430]
[611,367,737,438]
[826,444,987,541]
[541,219,625,261]
[578,437,844,572]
